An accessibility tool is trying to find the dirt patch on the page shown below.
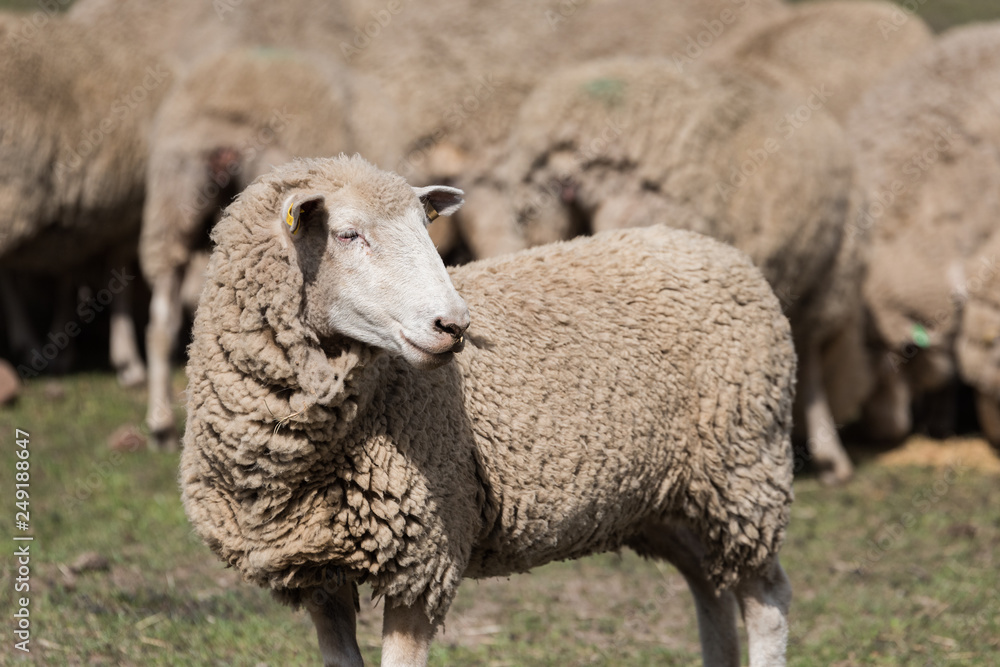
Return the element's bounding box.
[874,435,1000,474]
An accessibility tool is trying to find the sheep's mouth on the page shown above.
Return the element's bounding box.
[400,333,460,368]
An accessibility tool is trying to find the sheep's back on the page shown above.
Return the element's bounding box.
[451,225,795,589]
[504,58,850,320]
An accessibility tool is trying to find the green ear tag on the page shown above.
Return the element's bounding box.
[912,323,930,348]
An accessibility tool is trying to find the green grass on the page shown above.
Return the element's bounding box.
[0,372,998,665]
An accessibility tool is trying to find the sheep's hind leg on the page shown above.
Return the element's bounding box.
[146,270,183,450]
[381,598,438,667]
[306,582,364,667]
[735,559,791,667]
[630,522,740,667]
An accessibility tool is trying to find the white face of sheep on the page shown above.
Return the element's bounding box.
[283,184,470,370]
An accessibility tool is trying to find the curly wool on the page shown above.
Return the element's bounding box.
[181,158,796,623]
[475,58,852,332]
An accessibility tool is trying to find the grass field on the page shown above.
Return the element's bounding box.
[0,372,998,665]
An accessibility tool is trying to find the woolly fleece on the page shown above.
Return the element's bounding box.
[181,157,796,622]
[708,0,933,122]
[140,47,402,282]
[471,58,852,335]
[0,14,171,271]
[847,22,1000,376]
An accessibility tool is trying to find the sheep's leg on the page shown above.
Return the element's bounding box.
[629,523,740,666]
[109,265,147,388]
[0,272,41,358]
[381,598,437,667]
[735,559,792,667]
[146,270,183,451]
[801,341,853,485]
[306,583,364,667]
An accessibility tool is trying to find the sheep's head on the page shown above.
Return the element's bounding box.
[280,159,469,370]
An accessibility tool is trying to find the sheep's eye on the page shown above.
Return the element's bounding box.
[337,230,359,243]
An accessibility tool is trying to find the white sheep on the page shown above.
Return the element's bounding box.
[460,57,861,483]
[181,156,796,666]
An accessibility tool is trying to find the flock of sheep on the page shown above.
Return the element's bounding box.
[2,0,999,664]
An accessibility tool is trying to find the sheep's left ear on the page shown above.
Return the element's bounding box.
[282,192,327,237]
[413,185,464,224]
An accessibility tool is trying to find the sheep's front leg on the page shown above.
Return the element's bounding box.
[736,559,792,667]
[381,599,437,667]
[146,269,183,450]
[306,583,364,667]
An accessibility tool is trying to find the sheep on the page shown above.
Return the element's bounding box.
[180,155,796,666]
[846,22,1000,440]
[344,0,788,182]
[0,13,173,385]
[139,47,405,450]
[706,0,933,123]
[71,0,787,257]
[954,233,1000,447]
[461,57,860,483]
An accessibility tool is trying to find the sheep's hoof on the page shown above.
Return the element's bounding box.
[116,362,147,389]
[818,461,853,486]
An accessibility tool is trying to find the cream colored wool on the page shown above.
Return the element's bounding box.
[956,232,1000,444]
[69,0,355,73]
[0,15,170,270]
[561,0,787,64]
[181,157,796,622]
[709,0,933,123]
[957,234,1000,399]
[467,58,851,340]
[847,23,1000,396]
[72,0,785,202]
[140,47,402,282]
[460,57,864,480]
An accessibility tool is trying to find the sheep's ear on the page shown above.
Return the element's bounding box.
[282,192,327,237]
[413,185,464,224]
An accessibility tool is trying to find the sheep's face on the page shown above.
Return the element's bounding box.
[284,182,470,370]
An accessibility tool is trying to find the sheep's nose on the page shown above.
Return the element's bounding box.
[434,311,470,342]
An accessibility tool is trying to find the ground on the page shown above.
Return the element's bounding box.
[0,372,997,666]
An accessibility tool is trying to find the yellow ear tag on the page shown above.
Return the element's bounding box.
[424,201,439,222]
[286,204,299,235]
